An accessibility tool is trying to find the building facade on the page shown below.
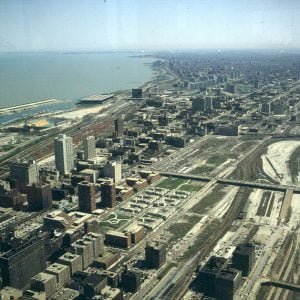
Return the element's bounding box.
[78,181,96,213]
[54,134,74,175]
[83,136,96,160]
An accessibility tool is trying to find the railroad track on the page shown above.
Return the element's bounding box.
[0,114,115,177]
[166,188,250,300]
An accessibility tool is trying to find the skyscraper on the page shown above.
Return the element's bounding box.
[27,183,52,211]
[114,118,124,138]
[10,160,39,193]
[54,134,74,175]
[215,268,242,300]
[196,256,227,297]
[192,97,213,112]
[0,236,46,290]
[78,181,96,213]
[103,161,122,183]
[83,136,96,160]
[232,243,255,276]
[100,181,116,208]
[145,242,166,269]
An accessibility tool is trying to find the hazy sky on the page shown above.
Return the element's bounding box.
[0,0,299,52]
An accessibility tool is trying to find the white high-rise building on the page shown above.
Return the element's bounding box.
[103,161,122,183]
[54,134,74,175]
[83,136,96,160]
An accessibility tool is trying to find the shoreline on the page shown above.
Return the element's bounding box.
[0,59,165,125]
[0,99,57,115]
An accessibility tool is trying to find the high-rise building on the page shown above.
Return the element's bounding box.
[78,181,96,213]
[0,236,46,289]
[71,239,94,269]
[114,118,124,138]
[215,268,242,300]
[10,160,39,193]
[31,272,57,299]
[83,136,96,160]
[54,134,74,175]
[84,232,105,258]
[45,263,70,290]
[105,230,131,248]
[103,161,122,183]
[145,242,166,269]
[27,183,52,211]
[100,181,116,208]
[132,88,143,98]
[0,189,26,208]
[58,252,83,276]
[261,102,271,115]
[196,256,227,297]
[121,268,142,293]
[225,83,236,94]
[192,97,213,112]
[232,243,255,276]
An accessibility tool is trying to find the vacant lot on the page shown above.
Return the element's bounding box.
[189,184,228,214]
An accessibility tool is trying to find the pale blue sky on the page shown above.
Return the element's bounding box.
[0,0,299,52]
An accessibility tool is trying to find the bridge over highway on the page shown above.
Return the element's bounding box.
[261,279,300,292]
[158,171,300,193]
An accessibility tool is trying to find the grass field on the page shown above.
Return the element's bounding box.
[192,164,215,175]
[179,183,203,192]
[236,83,252,94]
[157,177,188,189]
[99,213,131,229]
[191,153,237,176]
[207,153,236,165]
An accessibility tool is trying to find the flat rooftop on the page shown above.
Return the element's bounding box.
[81,94,114,101]
[234,243,255,255]
[217,268,240,281]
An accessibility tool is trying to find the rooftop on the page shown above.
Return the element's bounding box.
[216,268,241,281]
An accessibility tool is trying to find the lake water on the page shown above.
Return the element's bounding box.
[0,52,154,108]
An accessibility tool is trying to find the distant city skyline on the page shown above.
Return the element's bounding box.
[0,0,300,52]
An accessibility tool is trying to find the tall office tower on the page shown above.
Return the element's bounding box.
[31,272,57,299]
[121,268,142,293]
[71,239,94,269]
[192,97,205,111]
[145,242,166,269]
[78,181,96,213]
[225,83,236,94]
[103,161,122,183]
[10,160,39,192]
[131,88,143,98]
[27,183,52,211]
[83,136,96,160]
[0,236,46,289]
[54,134,74,175]
[192,97,213,112]
[114,118,124,137]
[215,268,242,300]
[100,181,116,208]
[84,232,105,258]
[232,243,255,276]
[196,256,227,297]
[58,252,83,276]
[45,263,70,290]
